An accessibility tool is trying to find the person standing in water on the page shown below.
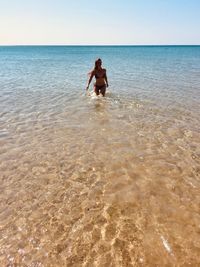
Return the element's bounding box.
[86,58,109,96]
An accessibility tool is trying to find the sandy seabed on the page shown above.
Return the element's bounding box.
[0,93,200,266]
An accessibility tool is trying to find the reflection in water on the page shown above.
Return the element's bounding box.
[94,99,106,112]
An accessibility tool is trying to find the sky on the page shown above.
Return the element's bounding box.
[0,0,200,45]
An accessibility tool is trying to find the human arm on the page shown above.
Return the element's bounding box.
[86,71,94,90]
[104,69,109,87]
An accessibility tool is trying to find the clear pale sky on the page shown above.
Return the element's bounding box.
[0,0,200,45]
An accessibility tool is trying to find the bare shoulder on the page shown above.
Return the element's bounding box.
[90,70,95,75]
[103,68,107,72]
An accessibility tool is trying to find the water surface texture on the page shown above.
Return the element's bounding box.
[0,46,200,266]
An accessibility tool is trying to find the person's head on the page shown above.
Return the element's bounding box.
[95,58,102,70]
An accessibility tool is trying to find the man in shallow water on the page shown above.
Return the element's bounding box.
[86,58,109,97]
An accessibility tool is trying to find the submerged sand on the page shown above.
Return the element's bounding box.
[0,92,200,266]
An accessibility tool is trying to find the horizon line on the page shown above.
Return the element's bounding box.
[0,44,200,47]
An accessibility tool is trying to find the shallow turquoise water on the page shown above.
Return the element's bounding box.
[0,46,200,118]
[0,46,200,266]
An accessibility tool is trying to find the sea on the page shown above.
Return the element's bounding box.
[0,46,200,266]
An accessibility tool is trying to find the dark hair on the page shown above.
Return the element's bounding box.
[94,58,102,70]
[88,58,102,76]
